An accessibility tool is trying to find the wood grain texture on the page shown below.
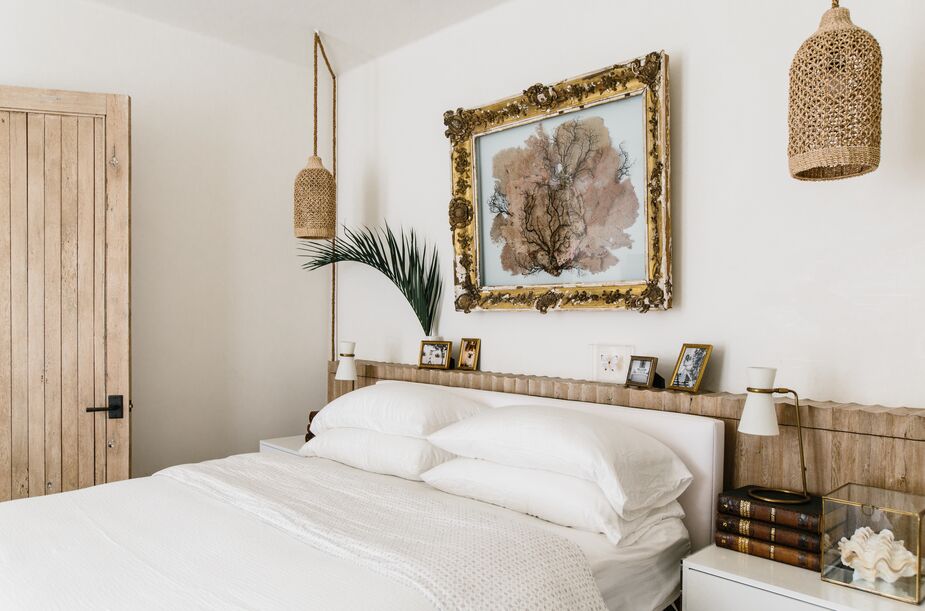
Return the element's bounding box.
[0,85,107,116]
[43,115,62,494]
[104,95,130,482]
[327,360,925,496]
[9,112,28,499]
[26,113,45,496]
[93,116,106,485]
[0,112,10,501]
[60,116,79,492]
[76,116,95,489]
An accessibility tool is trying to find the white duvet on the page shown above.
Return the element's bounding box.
[0,453,686,610]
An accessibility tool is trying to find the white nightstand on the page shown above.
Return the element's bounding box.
[258,435,305,456]
[683,545,914,611]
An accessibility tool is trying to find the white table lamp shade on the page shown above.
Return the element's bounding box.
[738,367,780,436]
[335,341,357,381]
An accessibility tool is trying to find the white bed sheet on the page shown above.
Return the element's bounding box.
[0,454,686,610]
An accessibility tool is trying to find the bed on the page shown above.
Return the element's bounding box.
[0,382,724,610]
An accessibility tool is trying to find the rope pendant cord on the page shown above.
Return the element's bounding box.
[312,32,318,156]
[313,32,337,360]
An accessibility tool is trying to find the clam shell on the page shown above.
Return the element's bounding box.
[837,527,917,584]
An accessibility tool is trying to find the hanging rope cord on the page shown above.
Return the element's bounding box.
[313,32,338,361]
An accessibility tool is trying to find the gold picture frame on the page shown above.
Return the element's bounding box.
[418,340,453,369]
[444,51,671,313]
[667,344,713,393]
[625,355,659,388]
[456,338,481,371]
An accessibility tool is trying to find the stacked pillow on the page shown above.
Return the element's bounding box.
[302,384,692,546]
[423,405,692,546]
[300,382,485,480]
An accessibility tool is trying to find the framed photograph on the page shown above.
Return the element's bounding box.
[445,51,671,314]
[625,356,659,388]
[667,344,713,393]
[591,344,635,383]
[457,338,481,371]
[418,340,453,369]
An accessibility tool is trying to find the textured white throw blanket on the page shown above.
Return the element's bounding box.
[157,454,607,611]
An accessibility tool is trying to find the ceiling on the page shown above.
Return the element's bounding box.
[85,0,510,70]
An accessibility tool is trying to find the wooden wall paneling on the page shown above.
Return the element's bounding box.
[104,95,130,483]
[43,114,62,494]
[0,112,10,501]
[60,116,79,492]
[9,112,27,499]
[325,360,925,497]
[76,115,95,489]
[93,116,106,484]
[26,113,45,496]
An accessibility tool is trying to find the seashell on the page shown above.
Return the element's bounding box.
[837,527,918,584]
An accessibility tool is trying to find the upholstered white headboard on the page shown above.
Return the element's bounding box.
[378,380,724,552]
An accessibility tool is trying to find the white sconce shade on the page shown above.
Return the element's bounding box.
[335,340,357,381]
[738,367,780,437]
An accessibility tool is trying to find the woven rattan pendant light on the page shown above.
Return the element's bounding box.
[788,0,882,181]
[294,32,336,238]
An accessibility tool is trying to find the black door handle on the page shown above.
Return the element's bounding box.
[86,395,124,419]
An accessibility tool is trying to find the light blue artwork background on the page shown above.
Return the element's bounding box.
[475,94,647,288]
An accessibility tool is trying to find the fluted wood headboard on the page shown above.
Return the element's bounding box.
[325,360,925,497]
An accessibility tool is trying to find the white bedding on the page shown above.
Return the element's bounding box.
[0,454,687,610]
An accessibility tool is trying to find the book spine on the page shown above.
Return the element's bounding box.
[717,495,820,532]
[716,515,821,552]
[715,532,820,571]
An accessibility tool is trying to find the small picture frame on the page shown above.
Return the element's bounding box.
[457,338,481,371]
[418,340,453,369]
[625,356,659,388]
[667,344,713,393]
[591,344,635,383]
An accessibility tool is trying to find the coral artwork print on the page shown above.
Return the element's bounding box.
[488,117,639,278]
[475,94,648,288]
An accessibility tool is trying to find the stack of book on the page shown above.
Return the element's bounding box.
[714,485,822,571]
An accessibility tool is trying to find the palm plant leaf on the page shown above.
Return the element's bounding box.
[299,224,442,336]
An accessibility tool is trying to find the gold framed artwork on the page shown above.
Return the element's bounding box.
[418,340,453,369]
[667,344,713,393]
[625,356,659,388]
[444,51,671,313]
[457,338,481,371]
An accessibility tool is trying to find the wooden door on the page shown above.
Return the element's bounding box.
[0,85,130,500]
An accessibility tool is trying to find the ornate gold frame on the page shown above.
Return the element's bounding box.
[444,51,671,313]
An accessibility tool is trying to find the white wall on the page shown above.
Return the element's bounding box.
[337,0,925,408]
[0,0,330,475]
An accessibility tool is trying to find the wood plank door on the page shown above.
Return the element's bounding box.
[0,85,130,500]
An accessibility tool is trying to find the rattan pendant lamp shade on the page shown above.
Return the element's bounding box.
[294,32,336,238]
[788,0,882,181]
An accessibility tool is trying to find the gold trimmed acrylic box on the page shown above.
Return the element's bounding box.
[821,484,924,604]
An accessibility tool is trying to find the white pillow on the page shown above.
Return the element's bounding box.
[422,458,685,546]
[427,405,693,521]
[300,428,453,480]
[310,382,486,438]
